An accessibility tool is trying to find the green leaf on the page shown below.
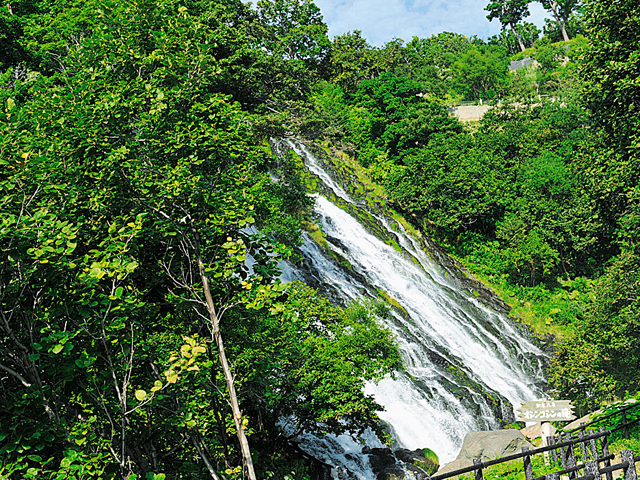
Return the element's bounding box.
[164,370,178,384]
[52,344,64,354]
[115,286,124,298]
[134,390,147,401]
[192,346,206,356]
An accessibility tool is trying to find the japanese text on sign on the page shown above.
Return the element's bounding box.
[516,400,576,422]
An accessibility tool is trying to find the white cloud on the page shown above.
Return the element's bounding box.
[313,0,552,46]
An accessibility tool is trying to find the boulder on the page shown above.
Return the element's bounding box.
[456,430,534,463]
[366,447,396,474]
[366,446,440,480]
[395,448,439,475]
[522,422,557,441]
[375,463,405,480]
[404,463,431,480]
[437,458,474,476]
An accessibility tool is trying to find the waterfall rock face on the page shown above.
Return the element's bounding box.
[273,139,549,478]
[364,447,436,480]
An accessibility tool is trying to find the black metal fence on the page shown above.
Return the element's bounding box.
[428,428,639,480]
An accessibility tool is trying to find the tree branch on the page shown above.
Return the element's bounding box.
[0,362,32,387]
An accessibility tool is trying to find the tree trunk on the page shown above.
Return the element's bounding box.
[196,249,257,480]
[510,24,526,52]
[548,0,570,41]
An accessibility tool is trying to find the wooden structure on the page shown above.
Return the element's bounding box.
[562,402,640,440]
[428,429,639,480]
[517,400,576,422]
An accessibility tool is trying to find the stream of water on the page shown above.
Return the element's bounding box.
[275,140,547,478]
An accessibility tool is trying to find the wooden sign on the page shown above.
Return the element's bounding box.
[516,400,576,422]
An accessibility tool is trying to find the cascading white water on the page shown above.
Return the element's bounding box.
[275,140,547,475]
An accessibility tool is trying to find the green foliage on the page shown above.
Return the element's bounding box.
[543,13,586,42]
[550,252,640,408]
[257,0,330,69]
[608,416,640,454]
[329,30,378,93]
[589,401,640,435]
[452,44,510,102]
[0,0,401,478]
[458,451,562,480]
[489,22,541,54]
[485,0,531,29]
[485,0,531,51]
[578,0,640,249]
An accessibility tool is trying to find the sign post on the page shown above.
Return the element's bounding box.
[517,400,576,466]
[516,400,576,422]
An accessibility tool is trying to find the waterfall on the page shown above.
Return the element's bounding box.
[274,139,547,476]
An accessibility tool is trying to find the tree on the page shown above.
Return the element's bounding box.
[485,0,531,52]
[257,0,330,69]
[550,252,640,408]
[452,45,510,104]
[0,0,400,477]
[488,22,540,54]
[542,13,585,42]
[329,30,377,93]
[577,0,640,249]
[539,0,580,41]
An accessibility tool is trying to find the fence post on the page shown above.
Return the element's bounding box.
[549,436,558,464]
[546,472,561,480]
[474,458,483,480]
[622,410,630,439]
[621,449,637,480]
[523,447,533,480]
[579,430,589,461]
[565,435,577,480]
[584,460,600,480]
[558,434,567,470]
[589,435,599,463]
[599,428,613,480]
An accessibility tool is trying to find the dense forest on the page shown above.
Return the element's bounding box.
[1,0,639,478]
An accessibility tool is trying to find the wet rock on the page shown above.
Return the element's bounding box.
[367,447,396,472]
[375,463,405,480]
[395,448,439,475]
[366,446,439,479]
[405,463,431,480]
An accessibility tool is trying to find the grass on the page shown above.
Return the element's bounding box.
[607,422,640,455]
[319,140,387,200]
[455,454,562,480]
[470,271,574,340]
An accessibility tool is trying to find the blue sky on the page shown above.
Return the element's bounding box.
[312,0,552,46]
